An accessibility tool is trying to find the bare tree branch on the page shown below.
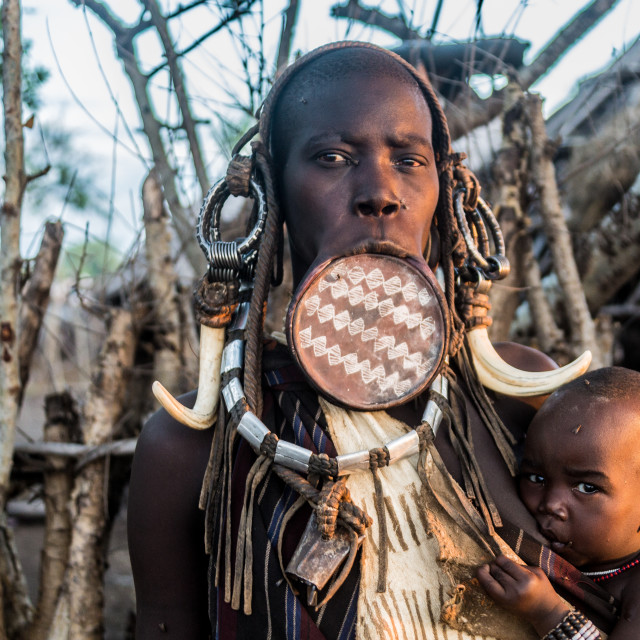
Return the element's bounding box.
[330,0,420,40]
[448,0,620,140]
[68,0,207,276]
[18,221,64,407]
[518,0,620,89]
[276,0,300,75]
[146,1,258,77]
[143,0,209,197]
[560,98,640,232]
[577,195,640,313]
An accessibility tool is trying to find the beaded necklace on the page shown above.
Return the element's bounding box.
[582,556,640,582]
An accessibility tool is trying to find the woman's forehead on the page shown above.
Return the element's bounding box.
[267,47,433,150]
[271,71,432,160]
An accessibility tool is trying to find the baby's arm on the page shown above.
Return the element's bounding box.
[477,555,571,637]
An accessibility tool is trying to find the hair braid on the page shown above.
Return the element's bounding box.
[243,145,281,417]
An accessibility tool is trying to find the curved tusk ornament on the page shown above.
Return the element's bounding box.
[467,328,591,397]
[152,325,225,429]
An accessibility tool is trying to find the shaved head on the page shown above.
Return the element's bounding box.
[270,47,440,168]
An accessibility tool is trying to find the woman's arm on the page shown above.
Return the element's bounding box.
[128,393,214,639]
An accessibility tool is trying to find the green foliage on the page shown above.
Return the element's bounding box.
[25,125,96,214]
[0,24,49,111]
[58,238,123,280]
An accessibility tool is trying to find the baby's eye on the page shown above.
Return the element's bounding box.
[575,482,598,495]
[524,473,545,485]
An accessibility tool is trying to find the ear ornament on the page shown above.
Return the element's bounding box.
[152,162,267,429]
[453,189,591,397]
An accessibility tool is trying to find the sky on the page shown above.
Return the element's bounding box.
[18,0,640,258]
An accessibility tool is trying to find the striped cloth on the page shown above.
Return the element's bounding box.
[210,341,617,639]
[211,342,360,639]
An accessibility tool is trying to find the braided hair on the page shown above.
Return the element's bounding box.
[240,41,478,416]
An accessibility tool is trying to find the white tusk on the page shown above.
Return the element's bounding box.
[152,325,226,429]
[467,327,591,397]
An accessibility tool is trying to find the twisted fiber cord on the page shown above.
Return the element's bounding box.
[272,465,371,608]
[447,370,503,532]
[243,145,281,418]
[456,343,518,475]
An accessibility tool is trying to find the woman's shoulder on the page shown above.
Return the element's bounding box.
[130,391,215,512]
[493,341,558,372]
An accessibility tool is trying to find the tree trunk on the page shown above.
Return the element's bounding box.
[526,94,603,366]
[143,169,197,397]
[48,310,137,640]
[18,221,64,406]
[1,1,34,636]
[489,84,530,341]
[23,394,79,640]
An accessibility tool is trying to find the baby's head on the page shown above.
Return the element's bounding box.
[520,366,640,569]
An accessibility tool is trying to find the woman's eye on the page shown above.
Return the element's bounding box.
[316,152,351,164]
[575,482,598,495]
[395,156,424,168]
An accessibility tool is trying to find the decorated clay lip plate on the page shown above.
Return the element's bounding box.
[286,253,448,411]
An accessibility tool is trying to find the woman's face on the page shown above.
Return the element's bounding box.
[277,72,440,286]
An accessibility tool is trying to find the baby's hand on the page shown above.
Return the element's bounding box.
[477,555,570,636]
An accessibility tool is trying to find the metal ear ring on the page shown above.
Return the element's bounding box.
[152,176,267,429]
[453,189,510,281]
[197,177,268,282]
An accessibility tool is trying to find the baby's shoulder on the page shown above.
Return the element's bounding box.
[617,569,640,626]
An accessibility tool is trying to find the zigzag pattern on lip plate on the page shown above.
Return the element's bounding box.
[298,326,436,395]
[296,259,440,398]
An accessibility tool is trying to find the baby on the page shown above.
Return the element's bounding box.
[478,366,640,639]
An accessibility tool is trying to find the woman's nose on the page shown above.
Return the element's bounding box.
[354,195,401,217]
[538,488,568,521]
[353,161,401,217]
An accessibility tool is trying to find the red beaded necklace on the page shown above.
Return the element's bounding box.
[583,556,640,583]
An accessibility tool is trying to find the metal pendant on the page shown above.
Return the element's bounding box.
[286,513,364,607]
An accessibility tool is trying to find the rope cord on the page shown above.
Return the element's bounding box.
[243,145,281,418]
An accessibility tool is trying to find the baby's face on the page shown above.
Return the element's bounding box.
[520,394,640,570]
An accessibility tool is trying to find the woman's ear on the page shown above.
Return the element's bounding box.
[426,223,440,269]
